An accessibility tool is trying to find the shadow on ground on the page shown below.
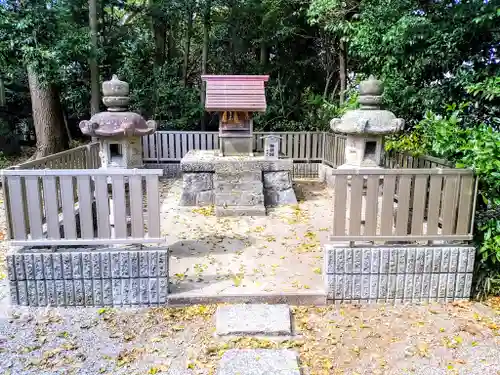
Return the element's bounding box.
[167,235,255,257]
[169,273,239,294]
[293,181,329,202]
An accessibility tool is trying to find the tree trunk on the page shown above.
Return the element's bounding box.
[259,42,269,67]
[89,0,100,116]
[228,2,238,73]
[166,23,175,60]
[0,76,5,107]
[200,0,211,130]
[339,39,347,105]
[154,24,166,67]
[27,65,68,159]
[150,0,166,67]
[323,71,333,99]
[182,7,193,87]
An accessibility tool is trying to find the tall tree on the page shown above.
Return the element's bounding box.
[27,65,67,157]
[150,0,167,67]
[200,0,212,130]
[182,1,195,86]
[308,0,360,103]
[89,0,100,115]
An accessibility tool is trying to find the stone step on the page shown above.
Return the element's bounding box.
[214,181,263,194]
[216,349,300,375]
[215,191,264,206]
[215,206,266,217]
[214,171,262,184]
[216,304,292,336]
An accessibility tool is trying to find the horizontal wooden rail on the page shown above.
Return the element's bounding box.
[9,238,165,247]
[11,143,100,170]
[1,168,164,176]
[325,168,474,175]
[329,235,473,241]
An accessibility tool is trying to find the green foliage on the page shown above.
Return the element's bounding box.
[467,77,500,102]
[0,152,8,169]
[386,81,500,297]
[347,0,499,121]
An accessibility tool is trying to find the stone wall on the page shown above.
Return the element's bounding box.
[180,172,215,206]
[7,248,169,307]
[179,170,297,207]
[143,163,181,178]
[324,244,475,303]
[263,171,297,206]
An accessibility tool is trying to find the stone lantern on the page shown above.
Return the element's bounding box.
[330,75,404,169]
[79,75,156,169]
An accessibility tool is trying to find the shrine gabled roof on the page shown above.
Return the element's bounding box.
[201,75,269,112]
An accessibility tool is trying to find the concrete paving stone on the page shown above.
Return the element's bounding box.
[216,349,300,375]
[216,304,291,336]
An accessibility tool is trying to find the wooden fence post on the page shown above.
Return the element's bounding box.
[156,132,161,164]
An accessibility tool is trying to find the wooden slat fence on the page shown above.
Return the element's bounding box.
[10,143,101,170]
[384,151,453,169]
[143,131,335,163]
[322,132,346,167]
[253,132,325,160]
[143,132,219,162]
[1,169,164,246]
[143,132,454,172]
[330,168,477,243]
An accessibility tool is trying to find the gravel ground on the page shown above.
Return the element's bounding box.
[1,183,500,375]
[0,301,499,375]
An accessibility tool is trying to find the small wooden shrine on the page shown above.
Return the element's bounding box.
[201,75,269,156]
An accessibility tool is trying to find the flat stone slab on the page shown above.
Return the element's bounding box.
[217,349,300,375]
[216,304,291,336]
[181,150,293,172]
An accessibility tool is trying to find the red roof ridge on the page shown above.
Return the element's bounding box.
[202,75,269,82]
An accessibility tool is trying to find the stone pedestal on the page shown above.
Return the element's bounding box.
[324,244,475,303]
[7,247,169,307]
[179,150,297,216]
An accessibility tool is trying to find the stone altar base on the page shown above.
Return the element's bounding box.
[7,246,169,307]
[179,150,297,216]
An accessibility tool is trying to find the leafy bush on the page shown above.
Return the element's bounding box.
[0,152,8,169]
[386,98,500,298]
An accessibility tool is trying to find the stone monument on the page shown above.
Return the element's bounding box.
[330,75,404,169]
[179,75,297,216]
[261,135,281,159]
[79,75,156,169]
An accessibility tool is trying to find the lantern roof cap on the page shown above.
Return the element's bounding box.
[330,75,404,135]
[79,74,156,139]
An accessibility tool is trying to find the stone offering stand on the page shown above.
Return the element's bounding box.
[180,150,297,216]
